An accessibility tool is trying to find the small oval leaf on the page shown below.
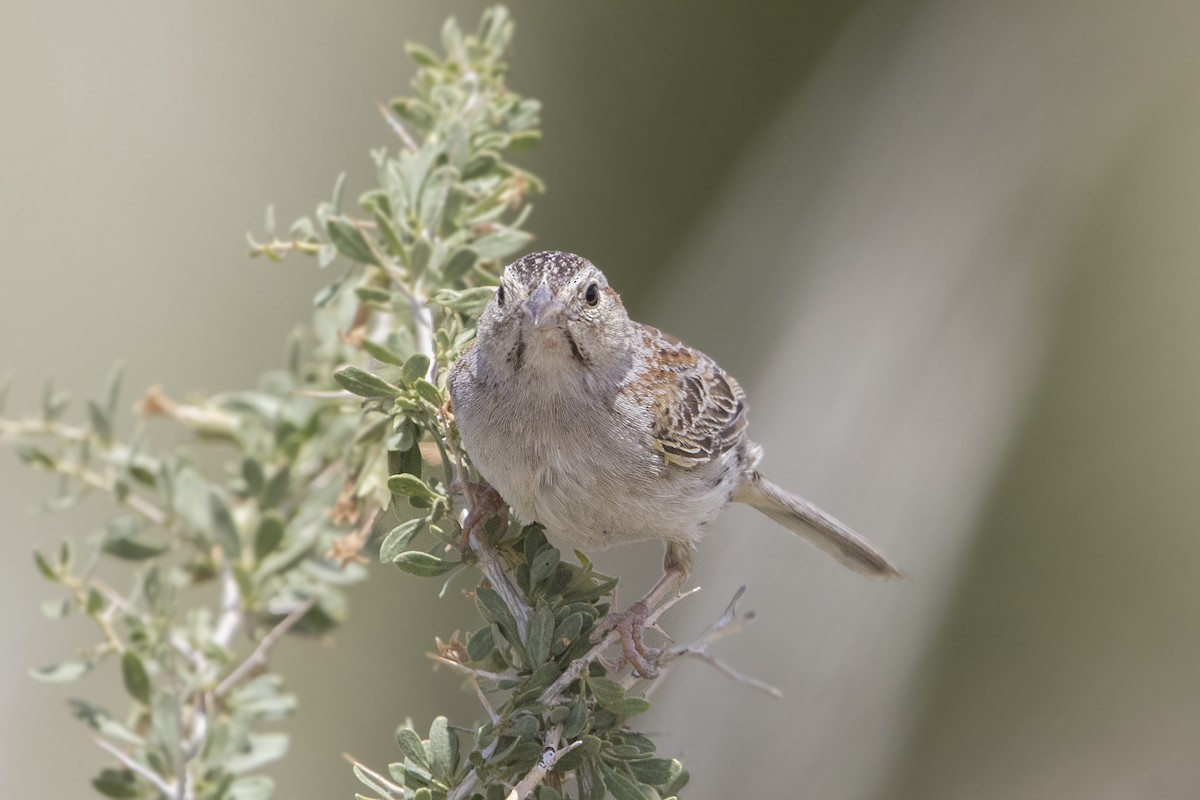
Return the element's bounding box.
[393,551,458,577]
[333,366,402,398]
[121,652,151,705]
[402,354,431,386]
[387,473,436,498]
[31,659,93,683]
[379,517,427,563]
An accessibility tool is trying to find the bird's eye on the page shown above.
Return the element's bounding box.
[496,285,506,306]
[584,283,600,306]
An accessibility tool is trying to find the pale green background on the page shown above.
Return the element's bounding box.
[3,2,1199,798]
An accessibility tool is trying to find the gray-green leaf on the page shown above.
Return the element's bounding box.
[387,473,436,498]
[334,366,402,398]
[209,491,242,557]
[393,550,458,577]
[379,517,427,563]
[402,354,431,386]
[525,605,555,667]
[395,726,431,770]
[121,651,151,705]
[30,659,93,682]
[428,715,457,783]
[326,217,379,265]
[253,513,285,562]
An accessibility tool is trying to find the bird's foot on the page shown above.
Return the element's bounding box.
[452,481,508,558]
[591,600,662,678]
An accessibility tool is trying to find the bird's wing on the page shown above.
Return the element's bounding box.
[626,323,748,468]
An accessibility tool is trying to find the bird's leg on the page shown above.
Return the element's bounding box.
[452,481,508,558]
[592,541,692,678]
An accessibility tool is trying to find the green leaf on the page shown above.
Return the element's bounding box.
[33,549,58,581]
[525,604,555,667]
[92,768,140,798]
[414,378,442,407]
[411,236,432,274]
[326,217,379,265]
[389,417,418,452]
[406,42,440,67]
[587,677,627,709]
[603,767,652,800]
[467,626,495,662]
[121,651,151,705]
[563,695,588,739]
[87,399,113,444]
[463,151,500,180]
[662,763,690,795]
[428,715,457,783]
[402,354,431,386]
[334,365,402,398]
[41,377,70,421]
[363,338,406,366]
[474,227,533,261]
[393,550,459,577]
[253,513,285,561]
[607,697,651,718]
[15,443,56,469]
[86,587,106,616]
[387,472,436,498]
[209,491,242,557]
[475,587,520,642]
[630,758,683,788]
[30,659,93,682]
[261,466,290,510]
[353,764,398,800]
[355,284,393,305]
[442,248,478,282]
[529,548,560,593]
[432,286,496,316]
[396,726,431,770]
[101,533,168,561]
[226,732,289,774]
[241,457,265,496]
[379,517,426,563]
[70,700,142,745]
[229,775,275,800]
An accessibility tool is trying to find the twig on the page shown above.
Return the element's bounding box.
[427,653,512,683]
[343,752,405,799]
[469,525,530,641]
[538,586,701,704]
[95,738,176,797]
[375,99,419,152]
[652,586,782,699]
[447,738,500,800]
[504,727,581,800]
[429,653,502,724]
[673,651,782,699]
[213,594,318,699]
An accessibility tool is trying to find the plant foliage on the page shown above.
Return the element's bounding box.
[0,7,759,798]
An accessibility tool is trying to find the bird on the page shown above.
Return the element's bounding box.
[448,251,901,675]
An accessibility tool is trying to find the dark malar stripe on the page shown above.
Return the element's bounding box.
[509,332,526,371]
[564,331,588,366]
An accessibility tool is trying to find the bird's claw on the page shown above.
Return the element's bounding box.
[454,482,507,558]
[591,600,661,678]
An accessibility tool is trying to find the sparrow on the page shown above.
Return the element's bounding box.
[448,251,900,675]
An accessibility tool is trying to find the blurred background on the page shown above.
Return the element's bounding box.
[3,1,1199,797]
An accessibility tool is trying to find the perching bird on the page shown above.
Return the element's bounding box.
[448,251,901,675]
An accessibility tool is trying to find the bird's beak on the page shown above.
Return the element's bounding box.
[523,284,564,330]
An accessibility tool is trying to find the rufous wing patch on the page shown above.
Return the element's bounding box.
[626,324,748,469]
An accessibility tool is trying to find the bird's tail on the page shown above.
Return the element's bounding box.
[733,473,903,578]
